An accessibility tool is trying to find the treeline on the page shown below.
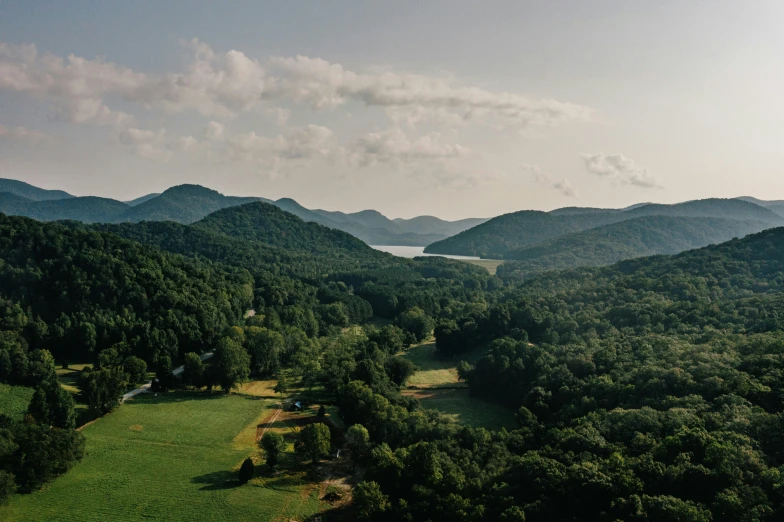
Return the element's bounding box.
[1,349,84,502]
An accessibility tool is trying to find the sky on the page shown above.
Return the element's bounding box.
[1,1,783,220]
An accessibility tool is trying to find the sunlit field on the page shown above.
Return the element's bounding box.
[0,391,328,522]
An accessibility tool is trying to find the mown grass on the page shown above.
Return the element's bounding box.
[401,342,486,388]
[400,342,514,431]
[463,258,503,275]
[405,388,516,431]
[0,383,34,420]
[0,391,327,522]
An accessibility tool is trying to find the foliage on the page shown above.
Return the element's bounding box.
[297,423,331,464]
[260,432,285,468]
[212,338,250,392]
[80,366,128,415]
[238,457,255,484]
[353,481,389,519]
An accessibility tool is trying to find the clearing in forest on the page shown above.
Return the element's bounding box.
[0,390,333,522]
[463,258,503,275]
[400,342,515,431]
[401,341,485,388]
[402,387,516,431]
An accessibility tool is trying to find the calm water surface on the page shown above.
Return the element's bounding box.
[370,245,480,260]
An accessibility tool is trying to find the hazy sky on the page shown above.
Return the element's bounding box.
[1,1,783,219]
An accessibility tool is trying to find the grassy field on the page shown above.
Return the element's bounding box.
[400,342,515,431]
[401,341,486,388]
[463,258,503,275]
[403,388,516,431]
[0,390,331,522]
[0,383,34,420]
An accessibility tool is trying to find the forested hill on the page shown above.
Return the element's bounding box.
[500,215,772,278]
[118,184,264,224]
[425,197,784,258]
[500,224,784,299]
[0,178,73,201]
[192,201,379,257]
[91,219,368,279]
[0,213,253,364]
[0,178,488,246]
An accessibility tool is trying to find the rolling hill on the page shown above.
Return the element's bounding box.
[500,215,772,278]
[425,198,784,258]
[0,178,484,245]
[0,179,73,201]
[116,184,262,224]
[192,201,378,257]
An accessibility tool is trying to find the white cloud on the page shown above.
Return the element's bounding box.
[266,54,591,128]
[0,40,592,129]
[349,127,469,167]
[527,163,577,197]
[0,43,141,127]
[116,128,172,162]
[203,121,225,141]
[581,153,661,188]
[225,124,343,177]
[522,163,548,183]
[553,178,577,197]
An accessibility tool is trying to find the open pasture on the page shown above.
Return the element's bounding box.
[0,391,330,522]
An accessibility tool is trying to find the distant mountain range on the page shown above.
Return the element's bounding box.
[0,178,487,246]
[4,177,784,277]
[425,198,784,276]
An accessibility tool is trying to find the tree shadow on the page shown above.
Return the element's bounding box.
[132,391,229,405]
[264,474,307,492]
[191,470,242,490]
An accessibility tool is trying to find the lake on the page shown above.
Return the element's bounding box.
[370,245,481,260]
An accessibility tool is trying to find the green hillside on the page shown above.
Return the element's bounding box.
[0,178,73,201]
[116,184,262,224]
[500,215,770,278]
[426,198,784,258]
[192,201,377,257]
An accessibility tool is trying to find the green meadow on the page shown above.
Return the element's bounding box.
[401,342,515,431]
[0,391,327,522]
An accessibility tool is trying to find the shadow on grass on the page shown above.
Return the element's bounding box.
[265,474,306,492]
[131,391,231,406]
[191,470,242,491]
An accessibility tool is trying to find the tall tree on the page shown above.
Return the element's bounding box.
[298,423,331,464]
[213,338,250,393]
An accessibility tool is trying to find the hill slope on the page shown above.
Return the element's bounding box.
[192,201,379,257]
[501,215,771,278]
[0,213,252,363]
[426,198,784,258]
[0,178,73,201]
[116,184,263,224]
[0,179,484,246]
[125,193,161,206]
